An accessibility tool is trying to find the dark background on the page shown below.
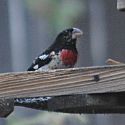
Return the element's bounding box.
[0,0,125,125]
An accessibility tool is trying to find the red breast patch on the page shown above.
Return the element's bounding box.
[60,49,77,66]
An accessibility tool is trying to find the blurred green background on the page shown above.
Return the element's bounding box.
[0,0,125,125]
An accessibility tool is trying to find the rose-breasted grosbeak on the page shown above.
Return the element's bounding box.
[15,28,83,110]
[27,28,83,71]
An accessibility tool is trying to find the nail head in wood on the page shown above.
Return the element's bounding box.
[93,74,100,82]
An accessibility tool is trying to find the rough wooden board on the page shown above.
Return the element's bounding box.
[1,65,125,98]
[117,0,125,11]
[46,92,125,113]
[15,92,125,114]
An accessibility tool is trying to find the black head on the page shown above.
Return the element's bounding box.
[57,28,83,43]
[51,28,83,51]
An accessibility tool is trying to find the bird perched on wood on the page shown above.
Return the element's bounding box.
[28,28,83,71]
[15,28,83,110]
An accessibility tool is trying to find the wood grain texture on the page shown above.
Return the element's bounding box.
[0,65,125,98]
[117,0,125,11]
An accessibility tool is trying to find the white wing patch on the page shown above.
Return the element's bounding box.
[33,52,74,71]
[36,65,49,71]
[39,54,48,60]
[33,64,39,69]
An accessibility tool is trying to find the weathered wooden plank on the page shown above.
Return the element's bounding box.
[48,93,125,113]
[3,92,125,117]
[1,92,125,117]
[0,65,125,98]
[14,92,125,114]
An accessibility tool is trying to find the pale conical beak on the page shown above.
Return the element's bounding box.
[72,28,83,39]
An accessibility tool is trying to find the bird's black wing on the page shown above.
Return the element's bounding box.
[27,53,52,71]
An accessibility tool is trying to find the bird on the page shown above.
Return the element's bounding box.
[15,28,83,110]
[27,28,83,71]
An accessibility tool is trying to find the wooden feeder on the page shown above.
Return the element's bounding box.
[1,62,125,117]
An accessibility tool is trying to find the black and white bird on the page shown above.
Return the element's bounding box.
[27,28,83,71]
[15,28,83,109]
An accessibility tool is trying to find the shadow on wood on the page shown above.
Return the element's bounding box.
[48,92,125,114]
[15,92,125,114]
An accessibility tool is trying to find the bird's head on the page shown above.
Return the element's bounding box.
[55,28,83,48]
[58,28,83,41]
[48,28,83,52]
